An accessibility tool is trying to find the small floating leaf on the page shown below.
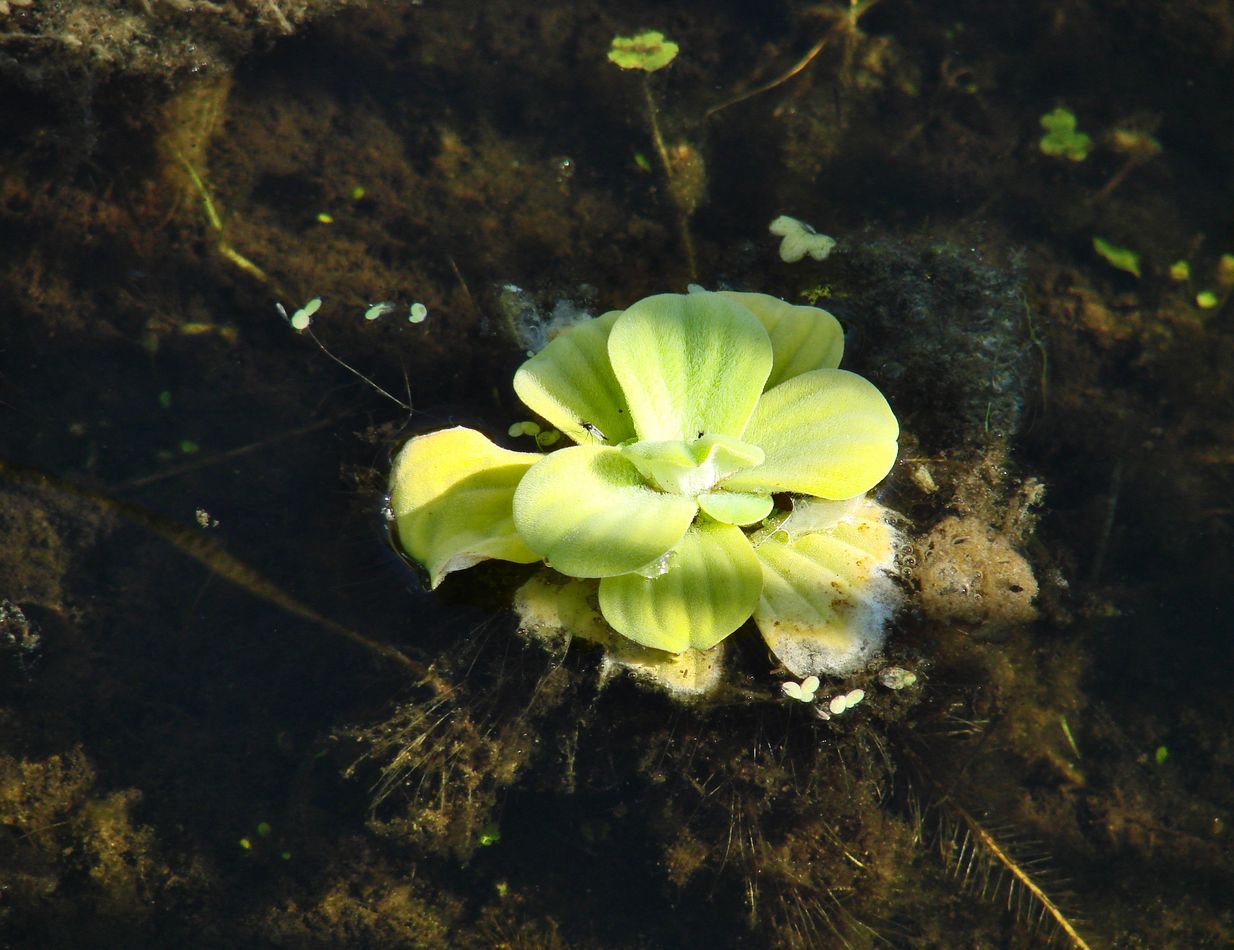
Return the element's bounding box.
[1092,237,1141,278]
[607,31,679,72]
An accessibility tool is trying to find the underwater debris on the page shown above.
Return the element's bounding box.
[877,666,917,690]
[939,801,1094,950]
[914,514,1039,632]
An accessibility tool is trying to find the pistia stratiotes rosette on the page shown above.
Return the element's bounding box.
[389,290,901,679]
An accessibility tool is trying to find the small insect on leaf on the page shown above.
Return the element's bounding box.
[580,421,606,442]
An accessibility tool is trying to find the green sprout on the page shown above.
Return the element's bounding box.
[606,31,698,278]
[389,291,901,678]
[1154,745,1169,765]
[478,822,502,847]
[279,296,322,332]
[607,31,678,72]
[508,420,542,438]
[1039,107,1092,162]
[1092,237,1141,278]
[1196,290,1219,309]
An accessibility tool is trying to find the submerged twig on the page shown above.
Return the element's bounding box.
[0,459,444,692]
[705,0,883,120]
[943,802,1093,950]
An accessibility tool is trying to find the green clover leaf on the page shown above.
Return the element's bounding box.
[607,31,679,73]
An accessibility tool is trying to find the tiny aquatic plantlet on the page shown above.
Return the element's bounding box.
[1092,236,1141,278]
[769,215,837,263]
[607,31,701,279]
[607,31,678,72]
[389,290,901,681]
[1038,107,1092,162]
[278,296,321,332]
[781,675,820,702]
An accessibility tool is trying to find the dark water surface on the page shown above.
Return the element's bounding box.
[2,1,1233,947]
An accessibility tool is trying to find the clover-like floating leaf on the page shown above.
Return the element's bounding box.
[765,216,837,264]
[388,427,543,587]
[599,521,762,652]
[513,310,636,446]
[696,490,773,525]
[513,444,696,577]
[723,368,898,499]
[608,292,772,442]
[1038,107,1092,162]
[607,31,679,72]
[718,291,844,389]
[754,501,899,676]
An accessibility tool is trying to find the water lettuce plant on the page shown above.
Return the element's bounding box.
[389,290,900,677]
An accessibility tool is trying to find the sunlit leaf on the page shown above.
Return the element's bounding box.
[388,427,542,587]
[512,445,696,577]
[598,521,762,652]
[696,490,773,525]
[754,499,900,676]
[723,368,898,499]
[719,291,844,388]
[513,310,636,446]
[608,292,772,442]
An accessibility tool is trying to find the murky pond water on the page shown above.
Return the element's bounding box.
[2,1,1233,947]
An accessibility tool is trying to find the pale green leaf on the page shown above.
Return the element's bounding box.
[512,310,636,446]
[719,291,844,388]
[513,571,725,697]
[723,369,898,499]
[754,503,899,676]
[388,427,543,587]
[512,445,696,577]
[598,521,762,652]
[608,292,772,442]
[696,490,773,525]
[621,434,764,496]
